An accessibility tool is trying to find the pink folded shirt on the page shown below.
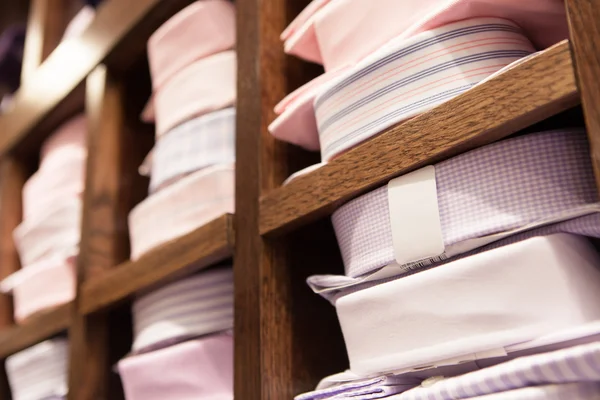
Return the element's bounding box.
[13,200,81,268]
[285,0,567,70]
[23,155,85,221]
[152,51,236,139]
[128,164,235,260]
[148,0,235,92]
[272,0,568,151]
[1,256,76,323]
[23,115,86,220]
[118,333,233,400]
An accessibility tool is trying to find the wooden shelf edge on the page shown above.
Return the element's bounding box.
[0,0,194,157]
[79,214,234,315]
[0,303,71,359]
[259,40,580,237]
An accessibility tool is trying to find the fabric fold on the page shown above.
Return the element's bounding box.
[128,163,234,260]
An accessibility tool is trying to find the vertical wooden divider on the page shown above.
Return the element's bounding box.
[235,0,347,398]
[68,64,143,400]
[0,159,25,329]
[0,158,26,400]
[20,0,77,84]
[566,0,600,192]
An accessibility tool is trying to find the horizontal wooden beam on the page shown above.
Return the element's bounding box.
[260,40,580,236]
[79,214,234,315]
[0,0,194,158]
[0,304,71,359]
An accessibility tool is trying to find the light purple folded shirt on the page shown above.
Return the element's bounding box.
[332,128,599,279]
[144,107,236,193]
[298,341,600,400]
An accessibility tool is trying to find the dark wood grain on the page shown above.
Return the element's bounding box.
[0,0,194,158]
[0,303,71,359]
[566,0,600,192]
[260,40,580,236]
[77,65,150,280]
[235,0,348,398]
[67,66,136,400]
[80,214,233,315]
[0,158,25,329]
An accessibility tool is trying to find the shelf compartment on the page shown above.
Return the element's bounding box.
[0,0,194,157]
[259,40,579,237]
[79,214,234,315]
[0,303,71,359]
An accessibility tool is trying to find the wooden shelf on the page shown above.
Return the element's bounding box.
[259,40,580,237]
[0,303,71,359]
[0,0,194,157]
[79,214,234,315]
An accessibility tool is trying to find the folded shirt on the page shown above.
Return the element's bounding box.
[23,114,86,220]
[141,108,235,193]
[272,18,534,156]
[147,0,235,92]
[273,0,569,153]
[0,256,76,322]
[302,341,600,400]
[295,375,417,399]
[119,333,233,400]
[152,51,236,138]
[284,0,568,67]
[38,114,87,169]
[14,200,81,268]
[314,18,534,160]
[327,129,599,281]
[22,155,85,221]
[132,266,233,353]
[128,163,234,260]
[394,341,600,400]
[334,233,600,376]
[6,339,69,400]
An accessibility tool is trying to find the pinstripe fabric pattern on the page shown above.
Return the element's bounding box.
[144,108,235,193]
[132,266,233,352]
[296,375,418,399]
[6,339,69,400]
[332,129,600,279]
[395,342,600,400]
[314,18,534,161]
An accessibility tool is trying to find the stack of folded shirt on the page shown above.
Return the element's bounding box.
[270,0,569,168]
[0,115,86,323]
[118,266,234,399]
[128,0,236,260]
[6,338,69,400]
[297,127,600,398]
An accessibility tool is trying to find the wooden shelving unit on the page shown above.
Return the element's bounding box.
[80,214,234,315]
[0,0,597,399]
[259,41,579,236]
[0,304,71,359]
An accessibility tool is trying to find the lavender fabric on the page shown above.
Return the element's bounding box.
[394,341,600,400]
[145,107,235,193]
[331,128,599,279]
[295,375,420,399]
[299,341,600,400]
[132,266,233,353]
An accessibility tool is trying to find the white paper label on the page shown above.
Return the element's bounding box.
[387,165,445,265]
